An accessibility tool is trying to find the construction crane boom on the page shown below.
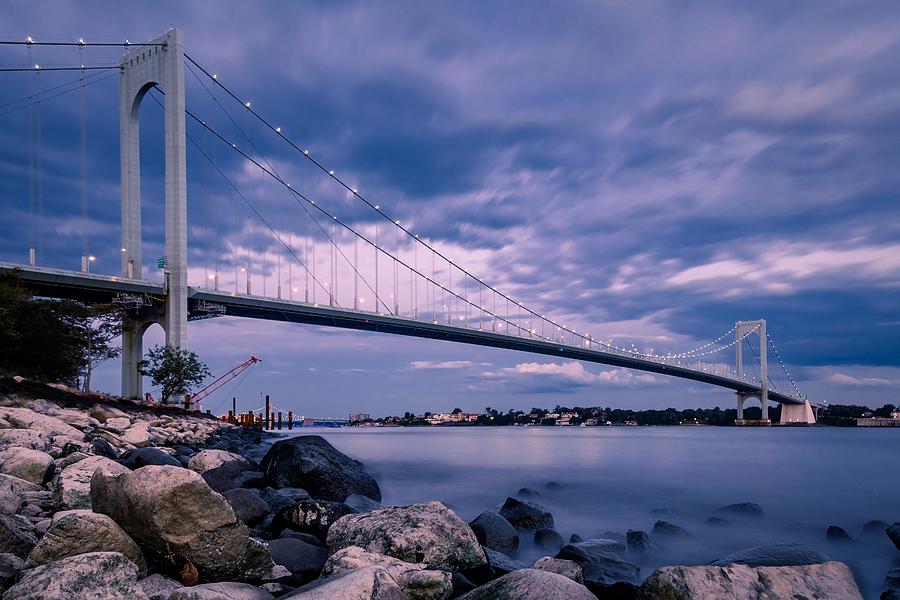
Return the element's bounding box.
[191,355,260,404]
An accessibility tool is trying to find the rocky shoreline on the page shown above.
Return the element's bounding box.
[0,376,893,599]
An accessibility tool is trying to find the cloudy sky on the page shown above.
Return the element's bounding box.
[1,1,898,417]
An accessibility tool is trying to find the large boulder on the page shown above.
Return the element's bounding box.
[469,510,519,554]
[709,543,830,567]
[327,501,487,572]
[276,498,353,539]
[267,538,328,584]
[0,447,54,485]
[626,530,657,556]
[636,561,862,599]
[0,553,25,593]
[499,497,553,529]
[531,557,584,583]
[459,568,596,600]
[260,436,381,502]
[888,523,900,551]
[189,449,253,474]
[121,422,152,447]
[0,429,52,452]
[90,464,275,582]
[25,509,147,575]
[555,540,638,586]
[0,473,41,515]
[483,547,528,576]
[651,520,690,538]
[1,551,149,600]
[261,487,310,513]
[55,455,129,510]
[534,528,565,550]
[0,514,38,558]
[281,565,406,599]
[322,545,453,600]
[0,407,84,439]
[345,493,383,514]
[118,447,182,469]
[224,488,272,527]
[138,573,181,600]
[168,582,275,600]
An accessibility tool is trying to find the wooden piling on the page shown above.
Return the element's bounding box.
[288,411,293,430]
[277,411,282,430]
[265,395,271,431]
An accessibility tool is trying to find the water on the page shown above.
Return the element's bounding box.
[296,426,899,598]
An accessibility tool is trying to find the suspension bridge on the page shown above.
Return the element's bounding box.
[0,29,815,425]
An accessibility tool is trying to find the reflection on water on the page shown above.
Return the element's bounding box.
[296,426,898,598]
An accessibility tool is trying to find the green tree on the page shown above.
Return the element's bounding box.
[139,344,211,403]
[70,304,122,392]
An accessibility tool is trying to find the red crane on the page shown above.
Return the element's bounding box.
[191,355,261,404]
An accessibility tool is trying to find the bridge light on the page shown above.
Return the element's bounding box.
[303,149,309,154]
[121,248,126,252]
[124,39,130,46]
[374,205,379,209]
[78,37,85,45]
[329,170,334,175]
[34,64,40,70]
[275,127,281,133]
[352,188,357,194]
[88,255,96,262]
[26,36,33,44]
[245,101,251,108]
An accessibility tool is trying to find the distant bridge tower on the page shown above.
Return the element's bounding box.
[119,28,188,398]
[735,319,768,423]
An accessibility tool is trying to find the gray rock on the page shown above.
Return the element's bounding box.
[715,502,764,518]
[532,556,584,583]
[0,447,54,485]
[0,514,38,558]
[188,449,254,474]
[280,530,325,546]
[321,545,453,599]
[345,493,383,514]
[118,447,182,469]
[459,568,596,600]
[483,547,528,576]
[0,473,40,515]
[0,407,84,439]
[862,519,888,536]
[2,551,149,600]
[55,455,129,510]
[261,487,310,514]
[534,528,565,550]
[499,497,554,529]
[169,582,275,600]
[709,543,830,567]
[268,538,328,583]
[281,565,406,599]
[569,534,583,543]
[138,573,181,600]
[555,540,638,585]
[469,510,519,555]
[516,487,541,498]
[0,553,25,593]
[705,516,731,527]
[201,465,264,493]
[89,404,129,423]
[651,520,690,537]
[636,561,862,600]
[0,429,52,452]
[626,530,657,556]
[224,488,272,527]
[327,501,488,572]
[277,498,352,539]
[545,481,562,490]
[888,523,900,551]
[827,525,854,543]
[25,509,147,575]
[90,464,275,582]
[886,567,900,588]
[260,436,381,502]
[91,438,119,459]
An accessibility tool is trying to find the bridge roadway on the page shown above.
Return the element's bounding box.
[0,262,802,405]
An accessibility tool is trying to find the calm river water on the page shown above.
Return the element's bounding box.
[297,426,898,598]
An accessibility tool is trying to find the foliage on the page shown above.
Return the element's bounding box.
[139,344,211,403]
[0,271,117,387]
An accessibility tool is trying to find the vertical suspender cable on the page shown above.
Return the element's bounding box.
[79,44,88,272]
[36,64,44,265]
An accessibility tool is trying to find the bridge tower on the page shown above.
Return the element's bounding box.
[119,28,188,398]
[735,319,768,423]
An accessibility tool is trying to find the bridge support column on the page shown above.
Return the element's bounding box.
[780,400,816,425]
[736,392,746,420]
[121,328,142,400]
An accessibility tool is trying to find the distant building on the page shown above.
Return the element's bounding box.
[349,413,370,423]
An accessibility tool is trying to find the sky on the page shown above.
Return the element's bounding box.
[1,1,899,417]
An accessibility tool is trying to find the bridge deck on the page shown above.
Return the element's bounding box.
[0,262,802,405]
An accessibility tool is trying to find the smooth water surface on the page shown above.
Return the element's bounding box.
[295,426,898,598]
